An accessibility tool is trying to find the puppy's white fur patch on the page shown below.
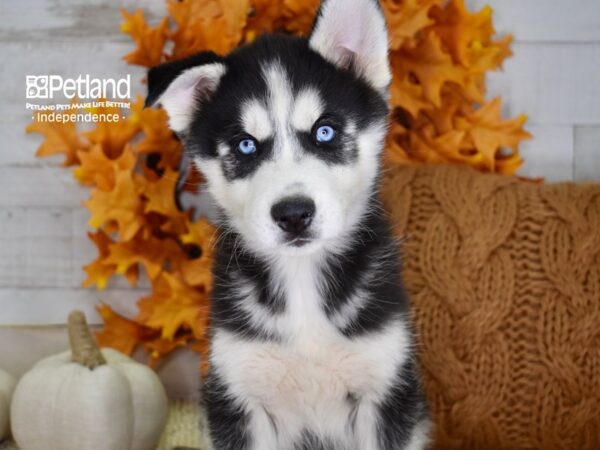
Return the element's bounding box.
[405,420,432,450]
[263,64,294,153]
[241,99,273,141]
[216,142,229,157]
[292,88,323,132]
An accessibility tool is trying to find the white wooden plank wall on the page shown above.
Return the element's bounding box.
[0,0,166,326]
[0,0,599,383]
[0,0,177,384]
[469,0,600,182]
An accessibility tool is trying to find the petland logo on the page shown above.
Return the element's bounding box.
[26,74,131,100]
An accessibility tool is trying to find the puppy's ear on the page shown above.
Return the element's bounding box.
[146,52,226,133]
[309,0,391,92]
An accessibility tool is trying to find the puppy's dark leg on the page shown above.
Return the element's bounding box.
[204,371,250,450]
[376,359,430,450]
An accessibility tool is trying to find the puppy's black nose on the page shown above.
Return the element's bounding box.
[271,196,315,235]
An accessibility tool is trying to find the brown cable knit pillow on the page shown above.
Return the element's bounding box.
[380,165,600,450]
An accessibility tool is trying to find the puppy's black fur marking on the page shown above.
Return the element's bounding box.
[210,234,283,341]
[320,197,409,337]
[204,370,249,450]
[377,358,430,449]
[294,432,334,450]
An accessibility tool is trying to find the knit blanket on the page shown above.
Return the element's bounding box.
[380,165,600,450]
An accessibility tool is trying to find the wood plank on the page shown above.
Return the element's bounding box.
[0,207,153,290]
[0,167,87,207]
[0,327,200,398]
[0,326,73,376]
[0,287,146,325]
[0,208,81,288]
[486,43,600,126]
[469,0,600,43]
[0,0,166,43]
[517,125,574,182]
[574,125,600,182]
[0,120,46,166]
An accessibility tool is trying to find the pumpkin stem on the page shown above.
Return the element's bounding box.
[68,310,106,369]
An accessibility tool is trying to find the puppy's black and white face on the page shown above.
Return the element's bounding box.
[147,0,391,258]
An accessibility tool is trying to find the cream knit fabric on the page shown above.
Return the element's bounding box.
[1,401,206,450]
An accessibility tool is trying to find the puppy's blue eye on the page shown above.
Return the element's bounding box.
[238,138,257,155]
[315,125,336,143]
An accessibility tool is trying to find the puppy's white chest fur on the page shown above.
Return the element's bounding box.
[211,257,410,448]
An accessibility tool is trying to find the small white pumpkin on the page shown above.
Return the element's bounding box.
[11,311,168,450]
[0,368,17,440]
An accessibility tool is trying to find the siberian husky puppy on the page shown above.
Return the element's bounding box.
[146,0,430,448]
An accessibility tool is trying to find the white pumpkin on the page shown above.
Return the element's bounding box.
[11,311,168,450]
[0,368,17,440]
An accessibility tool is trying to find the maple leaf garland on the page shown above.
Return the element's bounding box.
[63,96,215,366]
[30,0,531,367]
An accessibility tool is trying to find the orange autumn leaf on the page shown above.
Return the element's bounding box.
[138,167,193,236]
[157,210,192,237]
[105,235,184,282]
[181,218,217,251]
[82,230,117,290]
[74,143,136,191]
[121,9,169,67]
[410,126,468,164]
[138,272,211,340]
[385,122,415,166]
[390,75,433,118]
[180,257,214,288]
[456,98,532,172]
[83,100,141,159]
[85,169,145,240]
[245,0,284,37]
[179,218,216,287]
[392,32,467,110]
[131,98,182,170]
[96,304,158,355]
[282,0,319,35]
[467,34,513,76]
[27,107,90,166]
[422,91,463,134]
[141,168,182,218]
[430,0,494,67]
[167,0,249,59]
[495,154,525,175]
[383,0,437,50]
